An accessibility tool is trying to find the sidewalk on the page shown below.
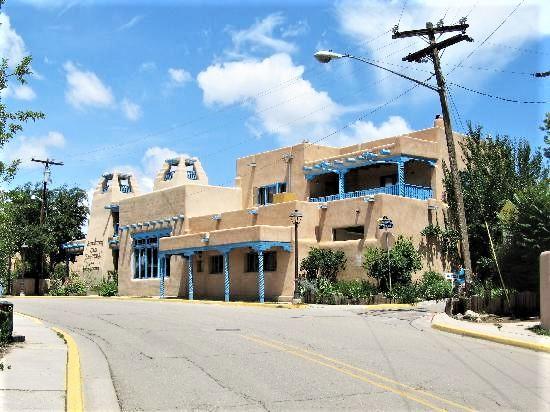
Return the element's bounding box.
[0,314,67,411]
[432,312,550,353]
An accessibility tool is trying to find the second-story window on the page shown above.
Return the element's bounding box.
[257,182,286,205]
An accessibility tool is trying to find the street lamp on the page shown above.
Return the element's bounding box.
[314,50,438,91]
[19,243,29,296]
[289,209,303,301]
[378,216,394,292]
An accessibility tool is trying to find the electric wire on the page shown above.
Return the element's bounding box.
[446,85,466,133]
[447,0,526,76]
[448,81,548,104]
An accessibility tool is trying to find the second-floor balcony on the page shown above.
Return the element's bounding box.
[309,183,433,203]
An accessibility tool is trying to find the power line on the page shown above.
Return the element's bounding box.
[449,81,548,104]
[447,0,525,75]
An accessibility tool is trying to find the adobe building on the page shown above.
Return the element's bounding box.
[65,116,463,302]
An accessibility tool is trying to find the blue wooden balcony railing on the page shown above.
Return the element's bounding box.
[187,170,197,180]
[309,184,432,203]
[120,184,131,193]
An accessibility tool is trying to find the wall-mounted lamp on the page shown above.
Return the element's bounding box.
[363,196,375,202]
[212,214,222,221]
[318,204,328,210]
[201,233,210,243]
[247,209,258,215]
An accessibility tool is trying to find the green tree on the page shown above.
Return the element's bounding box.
[363,236,422,290]
[300,248,347,282]
[443,124,547,281]
[0,0,45,182]
[499,182,550,291]
[541,112,550,159]
[0,184,88,290]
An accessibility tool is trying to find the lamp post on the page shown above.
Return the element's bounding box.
[30,194,45,295]
[378,216,394,292]
[20,243,28,296]
[289,209,303,301]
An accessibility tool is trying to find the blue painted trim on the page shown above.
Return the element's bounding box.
[162,240,292,255]
[223,252,230,302]
[132,228,172,240]
[103,203,120,211]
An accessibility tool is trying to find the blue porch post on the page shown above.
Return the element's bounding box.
[337,170,347,198]
[397,160,405,197]
[257,250,265,303]
[159,253,165,299]
[187,254,194,300]
[223,251,230,302]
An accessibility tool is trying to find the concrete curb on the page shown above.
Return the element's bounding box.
[431,320,550,353]
[9,295,305,309]
[52,327,84,412]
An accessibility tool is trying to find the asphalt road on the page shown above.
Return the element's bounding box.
[11,298,550,411]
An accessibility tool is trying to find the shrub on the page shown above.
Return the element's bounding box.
[417,271,453,301]
[95,271,118,297]
[363,236,422,290]
[300,248,347,282]
[48,273,87,296]
[315,277,336,304]
[334,279,378,302]
[385,283,420,304]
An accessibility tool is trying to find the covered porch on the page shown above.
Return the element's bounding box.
[159,226,292,302]
[305,152,435,202]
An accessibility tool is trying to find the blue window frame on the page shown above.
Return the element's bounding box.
[257,182,286,205]
[132,230,170,279]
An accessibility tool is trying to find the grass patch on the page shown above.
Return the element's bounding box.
[528,325,550,336]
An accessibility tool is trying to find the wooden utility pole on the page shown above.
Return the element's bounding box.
[31,157,63,295]
[393,21,474,282]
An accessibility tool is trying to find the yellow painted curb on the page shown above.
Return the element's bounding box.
[432,322,550,353]
[9,295,305,309]
[362,303,415,310]
[51,327,84,412]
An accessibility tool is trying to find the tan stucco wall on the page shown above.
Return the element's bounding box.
[541,251,550,329]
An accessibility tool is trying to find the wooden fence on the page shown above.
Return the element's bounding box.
[448,291,539,317]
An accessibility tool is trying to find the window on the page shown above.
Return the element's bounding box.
[210,255,224,274]
[245,251,277,272]
[133,233,170,279]
[333,226,364,241]
[257,182,286,205]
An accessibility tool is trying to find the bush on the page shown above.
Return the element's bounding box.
[363,236,422,290]
[300,248,347,282]
[48,273,87,296]
[334,279,378,302]
[385,283,420,304]
[417,271,453,301]
[95,271,118,297]
[315,277,336,304]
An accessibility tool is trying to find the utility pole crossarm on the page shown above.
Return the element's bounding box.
[402,34,473,63]
[392,23,469,39]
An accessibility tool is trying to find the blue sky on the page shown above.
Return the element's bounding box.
[1,0,548,198]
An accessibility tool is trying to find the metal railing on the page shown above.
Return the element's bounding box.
[120,184,132,193]
[164,170,175,181]
[309,184,432,203]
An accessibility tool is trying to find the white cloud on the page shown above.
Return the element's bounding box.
[281,20,309,38]
[335,0,549,94]
[1,84,36,101]
[228,13,297,56]
[64,61,114,109]
[197,53,341,146]
[0,131,65,168]
[117,15,143,31]
[110,146,189,193]
[121,98,142,121]
[168,68,192,85]
[0,13,27,68]
[338,115,412,146]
